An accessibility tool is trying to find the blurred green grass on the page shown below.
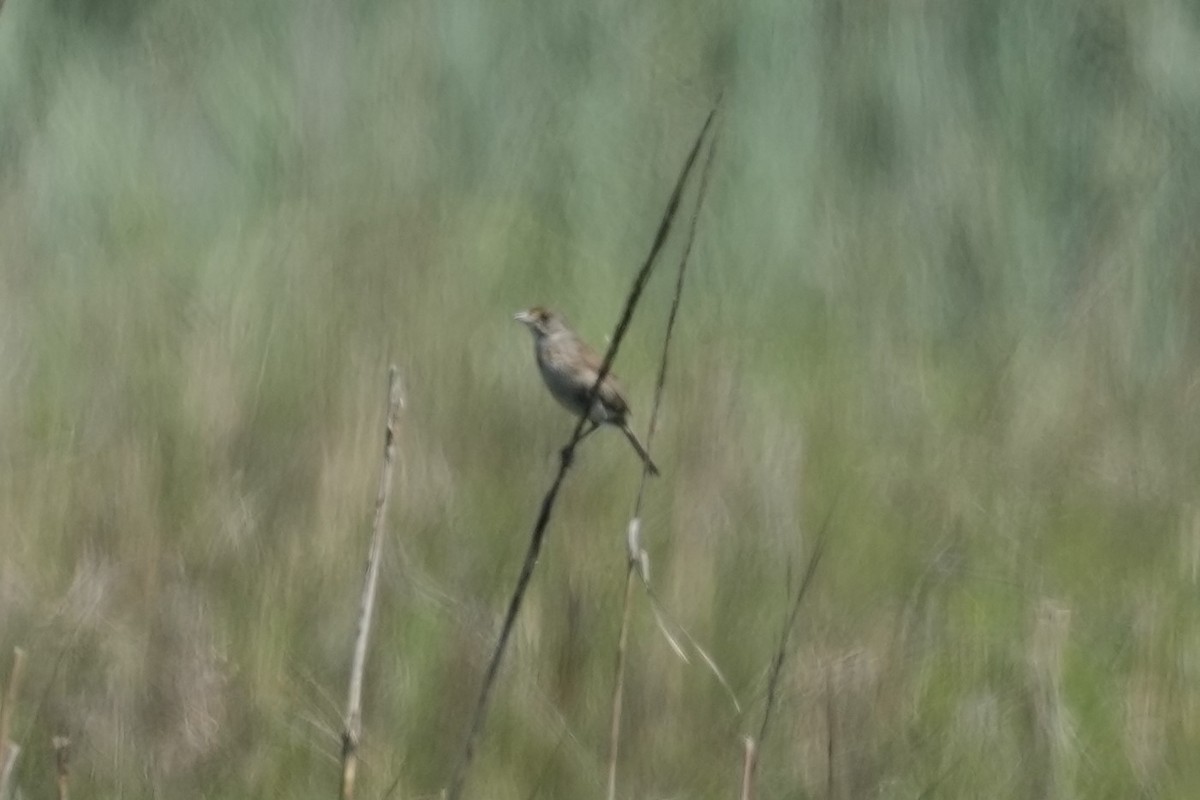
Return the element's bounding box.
[2,0,1200,797]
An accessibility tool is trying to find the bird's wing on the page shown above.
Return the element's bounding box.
[599,373,631,415]
[578,341,631,415]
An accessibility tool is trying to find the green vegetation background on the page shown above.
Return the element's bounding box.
[2,0,1199,797]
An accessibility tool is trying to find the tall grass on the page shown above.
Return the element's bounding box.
[1,0,1199,797]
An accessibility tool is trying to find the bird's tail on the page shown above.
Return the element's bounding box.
[620,423,660,477]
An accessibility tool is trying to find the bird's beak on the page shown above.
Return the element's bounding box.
[513,310,531,325]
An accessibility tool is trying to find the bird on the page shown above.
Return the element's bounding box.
[514,306,660,476]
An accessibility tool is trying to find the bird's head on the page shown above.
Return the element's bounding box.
[514,306,568,338]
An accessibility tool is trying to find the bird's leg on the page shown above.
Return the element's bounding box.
[561,421,599,468]
[576,420,601,443]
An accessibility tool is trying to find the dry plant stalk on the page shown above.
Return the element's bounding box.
[739,737,757,800]
[445,105,720,800]
[0,648,23,752]
[825,665,836,800]
[340,367,405,800]
[0,647,26,800]
[605,125,721,800]
[0,745,16,800]
[52,736,70,800]
[605,559,639,800]
[743,503,834,799]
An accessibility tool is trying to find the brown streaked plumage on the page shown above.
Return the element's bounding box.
[514,306,660,476]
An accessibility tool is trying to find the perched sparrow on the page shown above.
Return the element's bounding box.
[514,306,660,476]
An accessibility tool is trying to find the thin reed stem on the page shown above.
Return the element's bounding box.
[747,496,837,796]
[445,104,720,800]
[52,736,70,800]
[604,123,722,800]
[739,737,757,800]
[0,647,26,800]
[605,561,638,800]
[340,367,405,800]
